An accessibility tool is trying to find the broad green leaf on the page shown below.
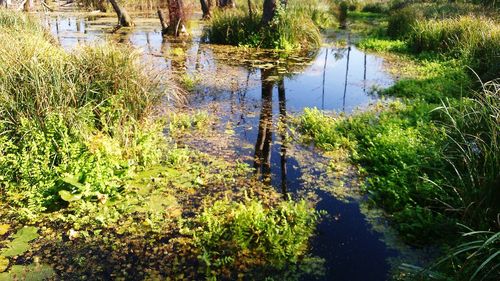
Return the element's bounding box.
[59,190,82,202]
[61,175,85,190]
[1,241,30,257]
[11,227,38,242]
[0,264,55,280]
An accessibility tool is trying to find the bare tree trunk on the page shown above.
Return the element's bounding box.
[0,0,12,8]
[254,68,274,184]
[200,0,211,19]
[166,0,186,36]
[109,0,133,27]
[261,0,277,26]
[157,8,169,34]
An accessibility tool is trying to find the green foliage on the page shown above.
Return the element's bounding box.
[195,197,319,276]
[357,38,407,53]
[435,227,500,281]
[383,59,472,103]
[167,111,212,137]
[0,11,170,219]
[435,81,500,228]
[387,6,421,39]
[298,103,453,242]
[362,2,390,13]
[298,79,499,250]
[403,226,500,281]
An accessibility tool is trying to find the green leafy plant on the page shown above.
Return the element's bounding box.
[194,197,320,277]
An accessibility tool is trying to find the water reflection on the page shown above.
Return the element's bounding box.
[253,68,274,184]
[253,68,289,195]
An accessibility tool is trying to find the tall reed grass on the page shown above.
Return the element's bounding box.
[408,16,500,80]
[436,80,500,228]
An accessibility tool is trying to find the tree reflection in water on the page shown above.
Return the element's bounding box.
[253,68,288,195]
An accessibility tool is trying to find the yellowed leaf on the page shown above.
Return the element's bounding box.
[0,224,9,235]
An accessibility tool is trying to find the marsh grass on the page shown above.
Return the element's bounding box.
[206,0,331,50]
[435,80,500,227]
[408,16,500,80]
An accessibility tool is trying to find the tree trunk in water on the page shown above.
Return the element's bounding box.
[200,0,211,19]
[261,0,277,26]
[157,8,169,34]
[166,0,186,36]
[109,0,133,27]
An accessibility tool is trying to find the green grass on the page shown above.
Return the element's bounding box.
[408,16,500,80]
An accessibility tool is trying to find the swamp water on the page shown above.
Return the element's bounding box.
[41,12,413,280]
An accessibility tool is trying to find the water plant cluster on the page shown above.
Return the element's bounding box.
[298,1,499,280]
[0,10,319,279]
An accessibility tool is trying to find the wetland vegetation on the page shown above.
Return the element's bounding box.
[0,0,499,280]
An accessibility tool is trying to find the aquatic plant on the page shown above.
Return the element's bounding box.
[194,197,320,277]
